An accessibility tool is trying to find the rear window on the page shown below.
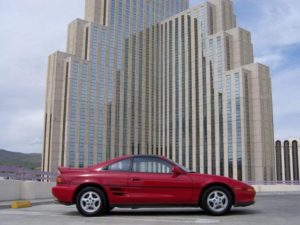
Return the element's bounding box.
[103,158,131,172]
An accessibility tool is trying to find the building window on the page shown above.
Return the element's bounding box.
[226,75,233,178]
[235,73,242,180]
[181,15,186,166]
[84,27,89,60]
[169,20,173,160]
[175,18,179,163]
[275,141,282,181]
[209,6,214,35]
[226,36,231,70]
[217,36,224,176]
[69,62,79,167]
[292,141,299,181]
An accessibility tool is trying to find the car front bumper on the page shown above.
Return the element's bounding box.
[234,187,256,207]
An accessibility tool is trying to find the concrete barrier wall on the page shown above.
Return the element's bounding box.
[1,180,300,202]
[253,185,300,192]
[0,180,55,201]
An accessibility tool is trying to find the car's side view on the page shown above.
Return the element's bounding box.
[52,155,255,217]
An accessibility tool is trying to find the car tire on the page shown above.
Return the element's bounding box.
[201,185,233,216]
[75,187,108,217]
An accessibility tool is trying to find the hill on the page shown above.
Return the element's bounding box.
[0,149,41,170]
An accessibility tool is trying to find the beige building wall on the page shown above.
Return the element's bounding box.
[85,0,108,26]
[42,51,71,172]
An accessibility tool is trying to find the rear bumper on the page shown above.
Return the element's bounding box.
[52,185,77,205]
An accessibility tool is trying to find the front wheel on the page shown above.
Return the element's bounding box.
[202,186,233,216]
[75,187,108,217]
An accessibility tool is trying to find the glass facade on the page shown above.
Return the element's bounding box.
[169,21,173,159]
[226,75,233,178]
[175,18,179,163]
[97,29,107,162]
[188,16,193,170]
[69,62,79,167]
[209,38,216,174]
[79,64,87,168]
[194,18,200,173]
[217,36,224,176]
[181,15,186,166]
[200,6,208,174]
[235,73,242,180]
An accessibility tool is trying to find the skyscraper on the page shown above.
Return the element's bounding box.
[42,0,275,181]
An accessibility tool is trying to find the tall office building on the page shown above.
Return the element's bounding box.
[42,0,275,181]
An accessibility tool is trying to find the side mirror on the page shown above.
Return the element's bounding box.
[172,166,182,176]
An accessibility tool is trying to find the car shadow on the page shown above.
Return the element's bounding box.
[108,208,202,216]
[105,208,261,217]
[63,208,261,217]
[228,208,261,216]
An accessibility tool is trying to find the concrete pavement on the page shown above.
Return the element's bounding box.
[0,194,299,225]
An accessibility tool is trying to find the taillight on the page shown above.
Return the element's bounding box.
[56,175,63,184]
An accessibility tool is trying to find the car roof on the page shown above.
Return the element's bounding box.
[132,155,163,158]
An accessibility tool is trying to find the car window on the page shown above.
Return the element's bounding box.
[133,157,172,174]
[105,158,131,172]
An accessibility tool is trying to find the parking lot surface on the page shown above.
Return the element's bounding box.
[0,194,299,225]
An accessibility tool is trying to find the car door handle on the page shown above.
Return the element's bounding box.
[131,177,141,181]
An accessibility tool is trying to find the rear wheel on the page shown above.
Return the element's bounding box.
[76,187,108,217]
[201,186,233,216]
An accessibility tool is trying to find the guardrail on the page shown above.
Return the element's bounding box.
[246,180,300,185]
[0,166,57,182]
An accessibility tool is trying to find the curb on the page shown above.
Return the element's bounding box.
[0,199,54,210]
[11,201,32,209]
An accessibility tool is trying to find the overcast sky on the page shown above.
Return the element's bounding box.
[0,0,300,154]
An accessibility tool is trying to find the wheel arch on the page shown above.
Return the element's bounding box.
[199,183,235,207]
[73,183,109,205]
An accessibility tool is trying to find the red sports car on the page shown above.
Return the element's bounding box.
[52,155,255,216]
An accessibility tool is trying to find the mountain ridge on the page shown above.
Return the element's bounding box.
[0,149,41,170]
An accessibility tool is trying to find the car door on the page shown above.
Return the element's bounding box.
[127,156,194,205]
[98,158,132,205]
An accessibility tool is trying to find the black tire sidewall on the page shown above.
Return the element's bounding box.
[76,187,107,217]
[202,186,233,216]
